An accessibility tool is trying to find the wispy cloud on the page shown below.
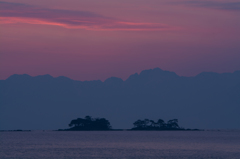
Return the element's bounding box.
[0,1,177,31]
[175,1,240,11]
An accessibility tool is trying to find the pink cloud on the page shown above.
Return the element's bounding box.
[0,2,178,31]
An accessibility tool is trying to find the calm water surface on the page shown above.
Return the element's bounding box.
[1,130,240,159]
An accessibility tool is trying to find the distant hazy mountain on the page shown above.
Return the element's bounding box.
[0,68,240,130]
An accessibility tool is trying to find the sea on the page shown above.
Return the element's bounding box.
[1,130,240,159]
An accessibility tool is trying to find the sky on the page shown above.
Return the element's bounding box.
[1,0,240,81]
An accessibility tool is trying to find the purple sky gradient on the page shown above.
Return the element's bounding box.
[1,0,240,81]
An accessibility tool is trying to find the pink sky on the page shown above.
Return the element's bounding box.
[1,0,240,81]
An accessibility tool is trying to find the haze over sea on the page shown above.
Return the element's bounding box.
[1,130,240,159]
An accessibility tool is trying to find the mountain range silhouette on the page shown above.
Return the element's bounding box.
[0,68,240,130]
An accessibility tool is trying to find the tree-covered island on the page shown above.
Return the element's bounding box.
[131,118,185,130]
[58,116,200,131]
[66,116,112,130]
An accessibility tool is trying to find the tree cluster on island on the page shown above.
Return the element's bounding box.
[67,116,112,130]
[132,118,184,130]
[58,116,199,131]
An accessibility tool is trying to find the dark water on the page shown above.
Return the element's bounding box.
[1,130,240,159]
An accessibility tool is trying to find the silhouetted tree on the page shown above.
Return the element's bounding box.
[85,116,92,121]
[132,118,182,130]
[69,119,78,127]
[68,116,112,130]
[94,118,112,130]
[144,119,150,127]
[157,119,165,128]
[150,120,157,128]
[167,119,179,129]
[133,119,144,128]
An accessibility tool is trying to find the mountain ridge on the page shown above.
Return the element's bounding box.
[0,68,240,130]
[5,67,240,83]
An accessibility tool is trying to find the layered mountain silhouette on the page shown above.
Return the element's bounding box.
[0,68,240,130]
